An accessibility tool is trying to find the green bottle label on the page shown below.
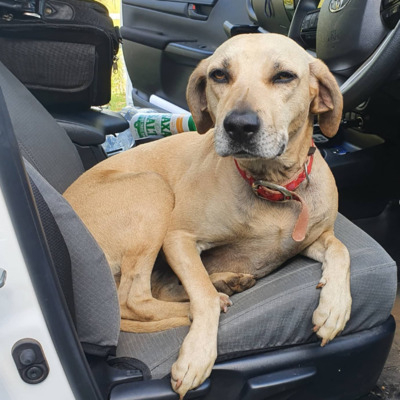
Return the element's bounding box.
[133,116,145,138]
[161,115,172,136]
[188,115,196,131]
[145,116,157,136]
[131,113,197,138]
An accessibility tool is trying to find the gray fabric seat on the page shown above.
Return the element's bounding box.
[0,60,397,379]
[116,214,397,379]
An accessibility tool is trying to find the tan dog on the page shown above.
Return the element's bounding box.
[64,33,351,399]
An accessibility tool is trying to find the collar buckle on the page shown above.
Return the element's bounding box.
[304,160,311,184]
[252,180,294,201]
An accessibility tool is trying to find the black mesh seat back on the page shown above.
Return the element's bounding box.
[0,61,84,193]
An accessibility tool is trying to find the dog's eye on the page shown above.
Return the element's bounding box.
[272,71,297,84]
[210,69,229,83]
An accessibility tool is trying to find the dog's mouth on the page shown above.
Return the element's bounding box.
[217,143,286,160]
[229,143,286,160]
[219,144,260,159]
[232,149,256,159]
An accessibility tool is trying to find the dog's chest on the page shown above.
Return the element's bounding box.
[197,200,305,277]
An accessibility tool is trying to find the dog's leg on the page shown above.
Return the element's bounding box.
[152,278,189,302]
[107,172,191,330]
[163,232,231,399]
[301,230,352,346]
[150,264,190,302]
[154,283,234,313]
[152,268,252,303]
[68,170,191,330]
[118,251,191,325]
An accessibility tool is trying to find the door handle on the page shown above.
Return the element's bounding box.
[188,3,208,20]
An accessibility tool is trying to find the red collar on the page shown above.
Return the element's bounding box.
[234,144,315,202]
[234,143,316,242]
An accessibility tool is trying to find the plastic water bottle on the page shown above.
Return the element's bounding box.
[102,107,155,155]
[102,109,197,155]
[102,129,135,155]
[129,113,196,139]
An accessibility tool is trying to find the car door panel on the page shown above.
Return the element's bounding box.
[121,0,253,109]
[123,0,189,17]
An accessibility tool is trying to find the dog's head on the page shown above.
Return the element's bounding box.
[186,33,343,159]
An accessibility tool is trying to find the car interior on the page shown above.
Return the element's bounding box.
[0,0,399,399]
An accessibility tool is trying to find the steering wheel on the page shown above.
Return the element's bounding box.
[288,0,400,111]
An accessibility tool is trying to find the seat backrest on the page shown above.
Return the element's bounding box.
[0,61,121,356]
[26,162,121,356]
[0,61,84,193]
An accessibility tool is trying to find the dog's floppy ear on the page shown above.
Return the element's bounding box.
[186,58,214,134]
[309,59,343,138]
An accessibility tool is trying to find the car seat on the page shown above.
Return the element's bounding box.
[0,59,397,400]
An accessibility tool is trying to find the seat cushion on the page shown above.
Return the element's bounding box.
[116,214,397,379]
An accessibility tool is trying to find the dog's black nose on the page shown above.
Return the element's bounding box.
[223,110,260,142]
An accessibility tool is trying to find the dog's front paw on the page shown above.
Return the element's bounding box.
[171,332,217,399]
[313,281,352,346]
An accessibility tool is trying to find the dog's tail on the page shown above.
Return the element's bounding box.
[120,317,191,333]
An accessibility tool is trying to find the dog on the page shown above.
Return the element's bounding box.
[64,33,351,399]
